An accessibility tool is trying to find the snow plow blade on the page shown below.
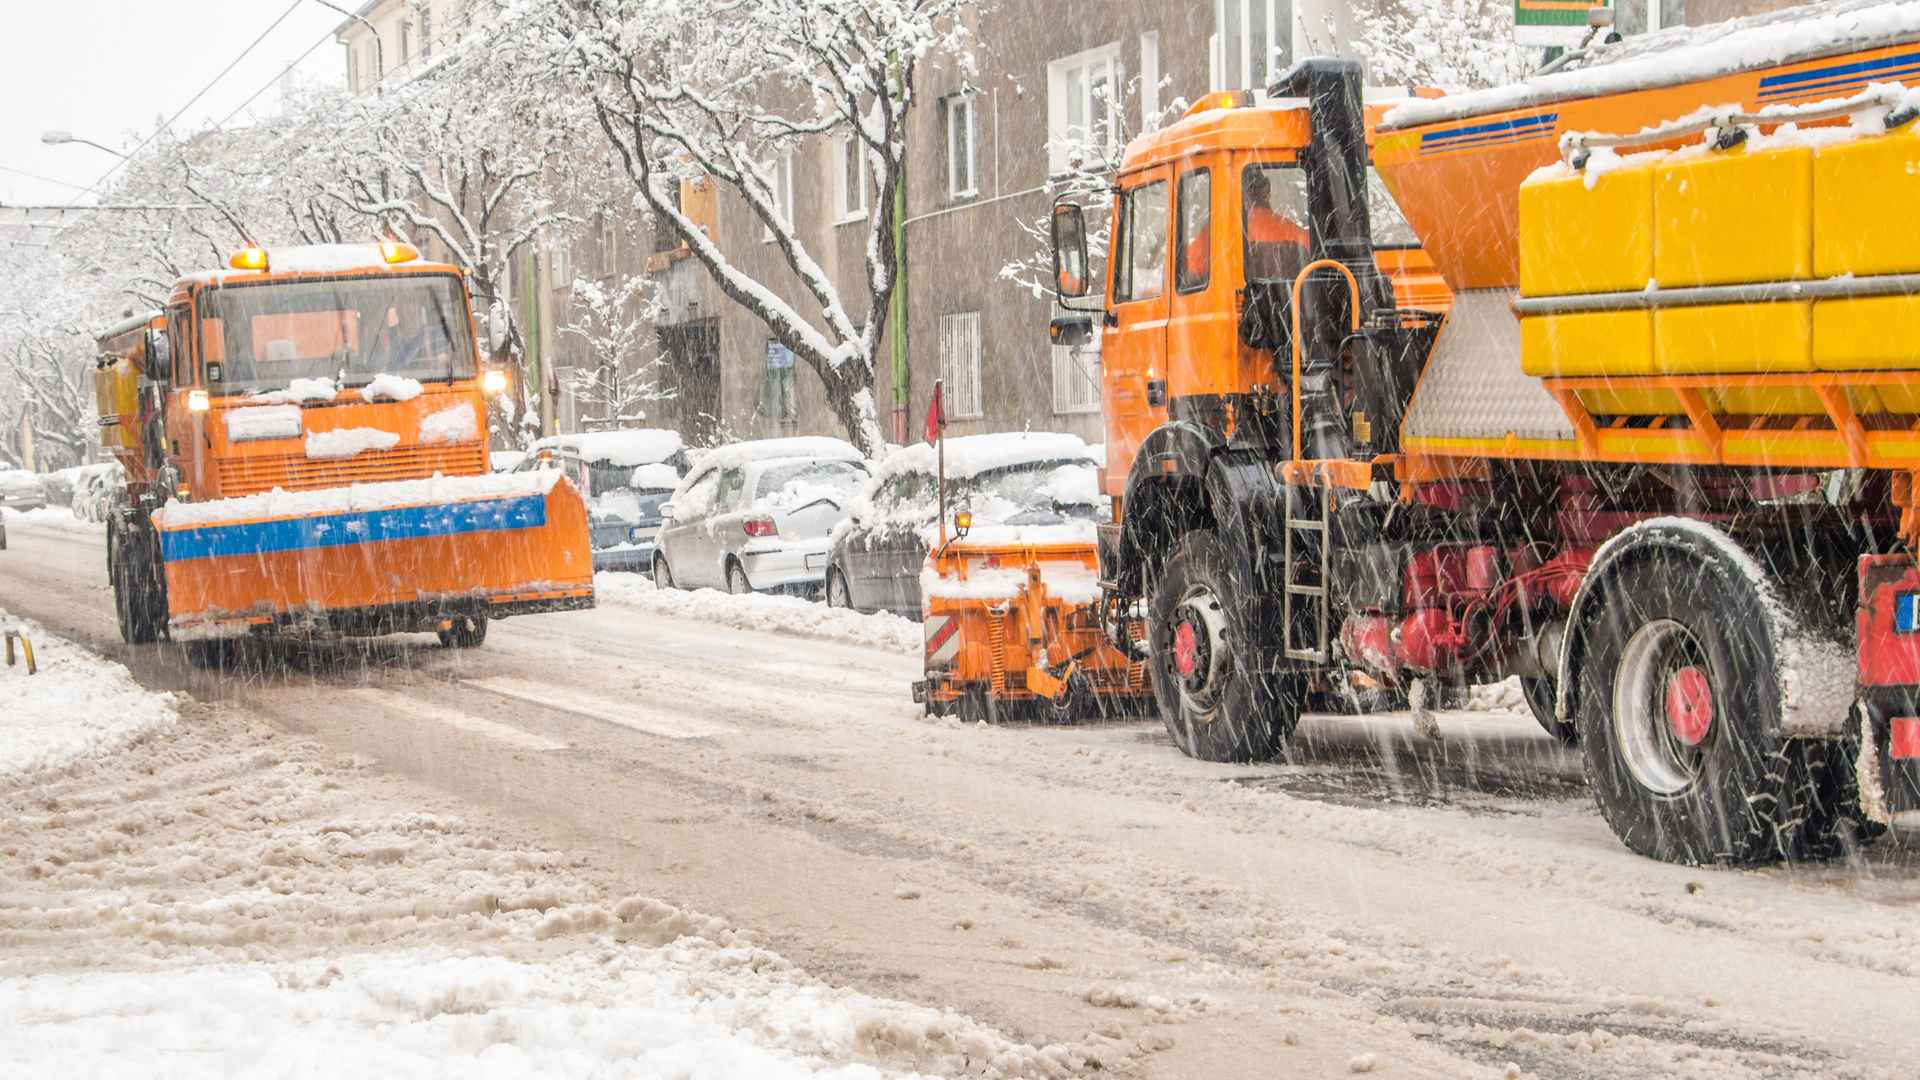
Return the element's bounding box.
[152,471,594,635]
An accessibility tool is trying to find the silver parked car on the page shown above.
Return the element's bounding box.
[516,429,689,572]
[653,437,868,595]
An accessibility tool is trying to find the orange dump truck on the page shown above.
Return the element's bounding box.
[1048,1,1920,864]
[93,242,593,647]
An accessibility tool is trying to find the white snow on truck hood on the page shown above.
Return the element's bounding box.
[152,470,565,529]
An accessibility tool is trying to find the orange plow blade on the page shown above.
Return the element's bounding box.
[153,473,594,634]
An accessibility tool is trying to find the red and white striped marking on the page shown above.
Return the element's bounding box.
[924,614,961,668]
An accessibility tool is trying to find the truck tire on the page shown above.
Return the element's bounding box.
[108,521,167,646]
[1522,677,1578,744]
[1148,530,1298,762]
[1573,549,1816,865]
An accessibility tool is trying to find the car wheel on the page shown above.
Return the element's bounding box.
[825,568,852,609]
[653,556,675,590]
[727,562,753,595]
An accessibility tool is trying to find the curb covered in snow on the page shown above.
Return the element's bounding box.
[594,574,920,656]
[0,610,175,777]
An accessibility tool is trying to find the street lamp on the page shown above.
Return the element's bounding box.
[308,0,384,96]
[39,131,129,159]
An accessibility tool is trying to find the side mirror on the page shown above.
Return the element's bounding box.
[658,501,676,521]
[1050,202,1091,299]
[145,331,172,387]
[1049,314,1094,349]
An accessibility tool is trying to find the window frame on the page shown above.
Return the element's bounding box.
[939,311,984,421]
[1175,168,1213,294]
[1211,0,1293,94]
[946,92,977,200]
[1047,43,1122,176]
[838,135,869,223]
[762,149,795,243]
[1051,326,1102,415]
[1112,178,1170,304]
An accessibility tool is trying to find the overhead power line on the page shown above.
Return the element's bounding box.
[0,164,95,194]
[80,1,306,198]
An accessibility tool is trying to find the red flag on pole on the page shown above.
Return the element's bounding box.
[924,379,946,443]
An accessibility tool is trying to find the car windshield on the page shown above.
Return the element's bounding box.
[200,274,475,396]
[964,459,1101,525]
[754,460,867,509]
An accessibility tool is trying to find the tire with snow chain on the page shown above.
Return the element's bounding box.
[1522,677,1577,744]
[1148,530,1299,763]
[1574,547,1819,865]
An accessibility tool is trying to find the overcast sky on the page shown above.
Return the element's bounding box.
[0,2,348,206]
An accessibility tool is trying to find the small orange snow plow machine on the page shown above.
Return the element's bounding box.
[916,523,1151,721]
[92,243,594,647]
[908,420,1151,721]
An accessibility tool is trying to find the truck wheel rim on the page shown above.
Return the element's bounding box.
[1612,618,1710,796]
[1169,588,1230,711]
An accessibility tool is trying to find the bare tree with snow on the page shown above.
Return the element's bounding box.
[560,273,674,426]
[1351,0,1535,90]
[548,0,978,457]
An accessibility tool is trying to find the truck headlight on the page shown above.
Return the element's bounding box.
[481,369,509,395]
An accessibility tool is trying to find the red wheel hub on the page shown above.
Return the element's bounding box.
[1173,621,1199,678]
[1664,665,1713,747]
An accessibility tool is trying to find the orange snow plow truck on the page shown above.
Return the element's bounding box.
[1050,0,1920,864]
[92,243,594,648]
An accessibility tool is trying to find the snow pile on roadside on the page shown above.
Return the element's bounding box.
[0,943,988,1079]
[1,506,105,537]
[595,574,919,655]
[0,611,174,777]
[154,469,564,529]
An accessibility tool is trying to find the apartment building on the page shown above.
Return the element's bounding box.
[334,0,475,95]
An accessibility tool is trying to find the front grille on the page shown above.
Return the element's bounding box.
[217,442,489,498]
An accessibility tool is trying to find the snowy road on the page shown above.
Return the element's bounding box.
[3,513,1917,1078]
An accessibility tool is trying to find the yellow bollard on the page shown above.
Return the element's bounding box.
[3,629,36,675]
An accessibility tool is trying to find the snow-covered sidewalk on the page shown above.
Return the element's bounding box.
[595,573,920,655]
[0,624,1050,1078]
[0,505,104,540]
[0,609,174,776]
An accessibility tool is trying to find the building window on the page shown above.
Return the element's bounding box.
[420,6,433,60]
[399,20,413,64]
[838,136,868,222]
[1212,0,1292,93]
[1052,328,1101,415]
[598,213,618,278]
[1047,44,1121,176]
[758,341,798,423]
[763,149,794,241]
[347,48,359,93]
[369,41,383,83]
[550,233,571,287]
[940,312,983,420]
[1614,0,1686,36]
[947,93,976,199]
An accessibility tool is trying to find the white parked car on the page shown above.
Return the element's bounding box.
[70,463,125,522]
[0,465,47,512]
[653,436,869,596]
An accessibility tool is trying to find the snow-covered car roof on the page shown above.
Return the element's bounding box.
[529,428,684,467]
[1380,0,1920,131]
[688,436,865,475]
[870,432,1092,484]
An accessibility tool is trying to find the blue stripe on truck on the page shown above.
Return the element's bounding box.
[158,494,549,563]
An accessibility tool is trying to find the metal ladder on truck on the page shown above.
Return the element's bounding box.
[1282,483,1332,663]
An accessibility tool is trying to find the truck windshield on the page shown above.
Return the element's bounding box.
[199,274,475,396]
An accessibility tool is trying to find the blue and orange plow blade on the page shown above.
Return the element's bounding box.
[154,476,594,632]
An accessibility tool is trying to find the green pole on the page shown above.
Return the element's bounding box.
[890,151,910,445]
